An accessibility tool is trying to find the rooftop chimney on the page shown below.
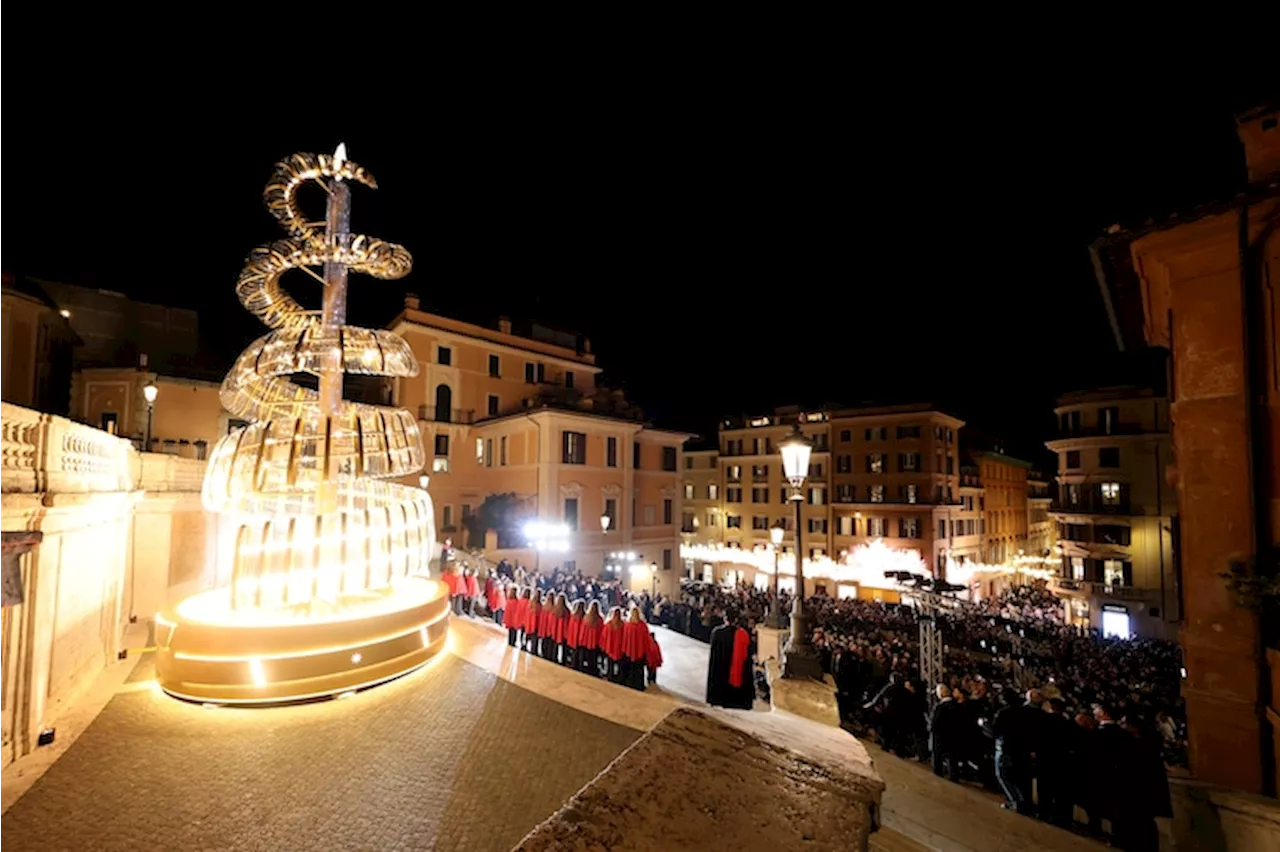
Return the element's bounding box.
[1236,103,1280,184]
[404,293,420,311]
[498,316,512,335]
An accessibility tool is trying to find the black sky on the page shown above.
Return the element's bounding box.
[6,32,1276,458]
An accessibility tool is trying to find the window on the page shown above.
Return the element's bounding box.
[808,518,827,534]
[643,505,656,525]
[484,439,493,467]
[965,519,975,535]
[562,431,586,464]
[836,454,852,473]
[684,483,694,499]
[898,452,920,471]
[525,362,536,383]
[726,514,742,529]
[779,488,789,504]
[442,504,454,529]
[809,462,824,477]
[946,456,954,474]
[663,549,672,571]
[902,484,918,504]
[606,436,617,467]
[633,442,641,469]
[836,483,855,502]
[868,517,886,537]
[867,454,885,473]
[682,511,695,530]
[1099,447,1120,468]
[1104,559,1128,587]
[808,486,826,505]
[488,354,501,377]
[499,436,508,465]
[897,425,921,439]
[1065,450,1081,469]
[1100,406,1120,435]
[475,437,484,463]
[864,426,887,441]
[899,517,919,538]
[839,429,852,442]
[708,484,719,500]
[662,447,678,471]
[461,504,472,526]
[726,487,743,503]
[564,371,574,389]
[752,464,769,480]
[869,485,884,503]
[663,499,673,525]
[437,346,452,366]
[938,519,947,539]
[1095,525,1131,546]
[726,465,741,481]
[100,412,119,435]
[706,510,718,527]
[809,548,825,560]
[605,498,617,528]
[685,456,694,469]
[564,497,579,530]
[935,425,943,439]
[752,487,769,503]
[1100,482,1121,505]
[752,516,769,530]
[1071,556,1085,580]
[487,394,500,417]
[837,515,855,536]
[434,434,449,456]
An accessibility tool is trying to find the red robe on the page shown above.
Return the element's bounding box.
[508,598,526,631]
[579,620,601,651]
[645,633,664,670]
[566,613,584,649]
[601,621,625,661]
[728,627,750,688]
[623,620,649,662]
[490,585,507,613]
[552,613,569,644]
[525,602,541,637]
[538,607,555,638]
[464,574,479,598]
[443,572,459,595]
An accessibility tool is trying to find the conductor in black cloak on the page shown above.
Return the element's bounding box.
[706,617,754,709]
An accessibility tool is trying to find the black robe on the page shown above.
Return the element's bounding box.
[706,624,754,709]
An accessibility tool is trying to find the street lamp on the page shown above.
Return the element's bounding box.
[649,561,658,597]
[778,422,822,679]
[769,521,785,628]
[600,513,611,533]
[142,380,159,451]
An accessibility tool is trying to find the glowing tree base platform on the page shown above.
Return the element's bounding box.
[155,147,446,704]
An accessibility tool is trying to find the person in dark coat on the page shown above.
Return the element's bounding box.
[706,618,753,709]
[865,672,911,755]
[1094,703,1170,852]
[990,689,1044,815]
[929,684,962,780]
[1037,697,1078,825]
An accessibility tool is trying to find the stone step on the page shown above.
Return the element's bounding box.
[870,826,934,852]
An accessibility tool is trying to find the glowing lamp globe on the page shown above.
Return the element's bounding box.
[778,424,814,488]
[770,524,785,546]
[143,381,159,404]
[600,514,612,532]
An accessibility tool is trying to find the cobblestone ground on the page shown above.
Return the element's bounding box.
[2,654,639,851]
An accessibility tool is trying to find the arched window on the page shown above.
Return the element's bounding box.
[434,384,452,422]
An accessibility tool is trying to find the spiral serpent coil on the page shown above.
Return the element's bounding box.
[202,152,434,608]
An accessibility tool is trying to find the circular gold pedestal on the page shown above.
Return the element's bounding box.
[155,576,450,704]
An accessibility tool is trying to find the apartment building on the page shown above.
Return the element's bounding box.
[1046,386,1178,639]
[717,409,831,560]
[829,405,965,577]
[681,447,722,546]
[389,296,690,593]
[1026,474,1054,557]
[971,450,1032,564]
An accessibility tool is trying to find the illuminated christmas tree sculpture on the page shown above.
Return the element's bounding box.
[155,147,450,704]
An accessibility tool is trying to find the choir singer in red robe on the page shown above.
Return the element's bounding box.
[524,589,544,654]
[506,587,528,648]
[601,607,626,683]
[551,593,570,665]
[538,594,557,660]
[565,599,585,669]
[579,600,603,676]
[622,606,650,691]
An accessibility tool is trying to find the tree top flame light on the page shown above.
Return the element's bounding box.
[154,150,449,704]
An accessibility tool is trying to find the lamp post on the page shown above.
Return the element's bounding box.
[142,380,158,451]
[649,561,658,597]
[779,423,822,679]
[769,522,785,628]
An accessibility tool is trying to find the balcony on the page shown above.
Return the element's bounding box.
[1050,499,1134,516]
[1049,576,1155,601]
[418,405,475,425]
[1051,423,1158,440]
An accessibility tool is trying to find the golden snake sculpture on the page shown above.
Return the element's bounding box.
[202,152,434,608]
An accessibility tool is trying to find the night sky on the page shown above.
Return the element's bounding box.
[6,37,1275,456]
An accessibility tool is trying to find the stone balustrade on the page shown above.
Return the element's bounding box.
[2,402,133,494]
[135,452,207,493]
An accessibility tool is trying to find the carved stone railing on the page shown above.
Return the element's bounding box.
[134,453,208,493]
[2,401,134,494]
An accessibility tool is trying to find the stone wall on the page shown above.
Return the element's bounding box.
[1,402,217,769]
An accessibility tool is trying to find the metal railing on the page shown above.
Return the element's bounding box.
[417,405,476,424]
